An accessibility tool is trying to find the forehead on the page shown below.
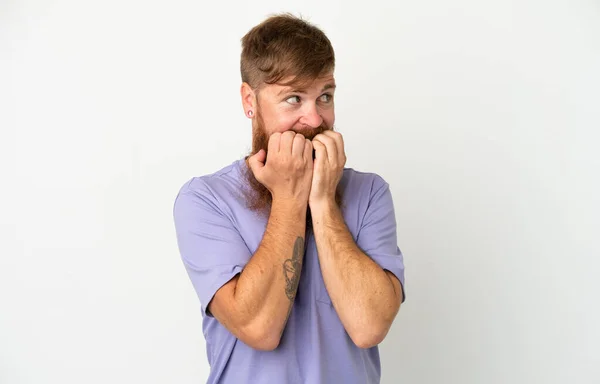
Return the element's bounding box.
[265,73,336,95]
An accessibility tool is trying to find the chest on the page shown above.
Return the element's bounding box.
[234,209,361,306]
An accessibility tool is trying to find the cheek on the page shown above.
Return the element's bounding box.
[271,114,298,133]
[323,110,335,128]
[260,105,295,132]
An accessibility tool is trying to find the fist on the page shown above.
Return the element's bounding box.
[309,130,346,207]
[248,131,314,203]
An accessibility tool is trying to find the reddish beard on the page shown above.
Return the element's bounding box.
[240,108,344,222]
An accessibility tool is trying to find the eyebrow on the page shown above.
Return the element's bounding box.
[278,83,337,96]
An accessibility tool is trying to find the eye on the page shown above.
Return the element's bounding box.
[319,93,333,103]
[285,95,301,104]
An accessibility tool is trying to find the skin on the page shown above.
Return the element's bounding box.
[238,74,337,216]
[207,72,403,351]
[308,130,403,348]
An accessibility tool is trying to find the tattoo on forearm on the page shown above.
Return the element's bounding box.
[283,237,303,301]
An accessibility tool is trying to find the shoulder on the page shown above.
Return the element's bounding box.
[177,159,244,195]
[174,159,245,210]
[341,167,390,199]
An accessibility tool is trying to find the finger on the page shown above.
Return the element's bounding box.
[323,130,344,150]
[312,139,328,167]
[303,138,313,162]
[280,131,296,154]
[247,149,266,175]
[268,132,281,154]
[292,133,306,158]
[323,131,346,165]
[314,134,337,165]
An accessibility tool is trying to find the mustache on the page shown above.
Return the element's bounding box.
[252,124,333,156]
[288,124,330,140]
[282,124,333,141]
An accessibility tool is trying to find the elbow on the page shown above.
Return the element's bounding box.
[351,299,402,348]
[239,321,283,351]
[348,314,396,349]
[350,327,388,349]
[249,332,282,352]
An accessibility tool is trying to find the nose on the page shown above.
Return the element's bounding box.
[300,103,323,128]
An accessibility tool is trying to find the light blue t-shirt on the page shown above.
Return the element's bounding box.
[173,158,405,384]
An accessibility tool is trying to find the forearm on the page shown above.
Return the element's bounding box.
[311,200,401,348]
[233,198,307,346]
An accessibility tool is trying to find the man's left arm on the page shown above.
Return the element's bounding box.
[310,131,405,349]
[311,196,404,349]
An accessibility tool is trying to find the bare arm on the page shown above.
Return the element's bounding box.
[205,130,313,350]
[209,198,307,351]
[311,200,402,349]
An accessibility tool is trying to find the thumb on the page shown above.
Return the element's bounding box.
[247,149,266,175]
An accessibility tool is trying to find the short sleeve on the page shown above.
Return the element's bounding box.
[173,179,252,316]
[355,175,406,303]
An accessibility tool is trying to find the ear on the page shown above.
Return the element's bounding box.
[241,82,256,118]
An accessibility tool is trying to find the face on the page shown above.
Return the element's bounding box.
[240,72,342,215]
[245,73,336,155]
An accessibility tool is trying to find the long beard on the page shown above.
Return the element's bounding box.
[240,109,344,223]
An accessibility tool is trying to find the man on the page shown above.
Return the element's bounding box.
[173,13,405,384]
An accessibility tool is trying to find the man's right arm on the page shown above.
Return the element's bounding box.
[208,198,307,351]
[174,132,314,351]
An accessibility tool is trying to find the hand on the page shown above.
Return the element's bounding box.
[248,131,314,204]
[309,130,346,208]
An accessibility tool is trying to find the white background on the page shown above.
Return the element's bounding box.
[1,0,599,383]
